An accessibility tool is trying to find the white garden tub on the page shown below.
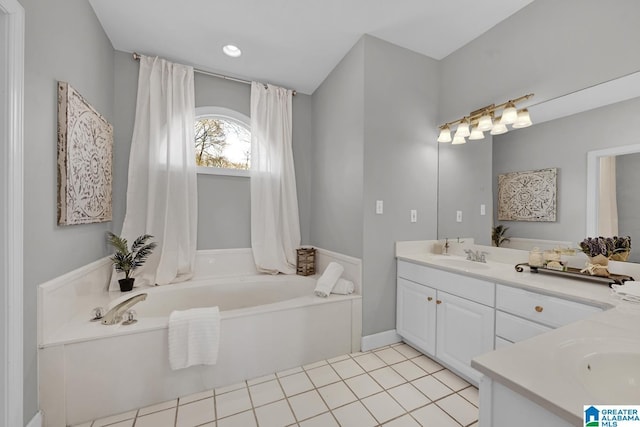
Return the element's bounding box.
[38,249,362,426]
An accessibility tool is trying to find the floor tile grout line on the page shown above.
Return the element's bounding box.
[81,344,479,427]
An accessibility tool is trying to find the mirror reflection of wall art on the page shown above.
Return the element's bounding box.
[57,81,113,225]
[498,168,557,222]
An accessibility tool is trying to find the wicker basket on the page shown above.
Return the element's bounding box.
[296,247,316,276]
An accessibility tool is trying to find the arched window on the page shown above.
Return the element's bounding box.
[195,106,251,177]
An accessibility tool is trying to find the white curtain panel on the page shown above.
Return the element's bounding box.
[598,156,618,236]
[250,82,301,274]
[114,55,197,288]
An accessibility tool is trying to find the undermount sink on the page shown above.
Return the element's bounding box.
[578,352,640,402]
[435,257,491,270]
[557,338,640,402]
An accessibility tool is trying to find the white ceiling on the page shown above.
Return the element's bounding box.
[89,0,534,95]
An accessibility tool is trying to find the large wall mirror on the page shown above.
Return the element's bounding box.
[586,145,640,263]
[438,71,640,263]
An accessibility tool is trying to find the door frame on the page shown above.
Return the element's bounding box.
[0,0,24,426]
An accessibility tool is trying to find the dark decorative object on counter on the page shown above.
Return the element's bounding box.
[296,247,316,276]
[579,236,631,261]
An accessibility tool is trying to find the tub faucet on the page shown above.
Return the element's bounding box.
[101,293,147,325]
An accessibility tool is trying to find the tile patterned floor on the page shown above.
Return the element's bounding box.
[74,343,479,427]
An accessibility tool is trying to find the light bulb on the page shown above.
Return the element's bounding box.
[437,126,452,143]
[499,102,518,125]
[468,126,485,140]
[477,112,493,131]
[490,123,508,135]
[452,135,467,145]
[512,109,533,128]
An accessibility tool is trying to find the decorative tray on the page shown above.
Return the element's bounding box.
[514,263,634,287]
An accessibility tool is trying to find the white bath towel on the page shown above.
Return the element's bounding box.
[332,278,355,295]
[168,307,221,370]
[314,262,344,297]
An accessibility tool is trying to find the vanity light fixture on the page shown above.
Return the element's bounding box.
[437,125,452,143]
[437,93,534,145]
[452,135,467,145]
[499,101,518,125]
[455,119,471,138]
[512,108,533,128]
[477,111,494,131]
[490,123,508,135]
[223,44,242,58]
[469,125,485,140]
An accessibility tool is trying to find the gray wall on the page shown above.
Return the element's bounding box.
[310,39,365,258]
[438,0,640,245]
[19,0,115,421]
[112,51,314,249]
[0,11,7,423]
[361,36,439,335]
[310,36,439,336]
[492,97,640,245]
[617,152,640,263]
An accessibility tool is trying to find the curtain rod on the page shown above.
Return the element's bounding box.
[132,52,297,96]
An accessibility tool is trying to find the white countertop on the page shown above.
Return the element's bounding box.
[396,240,640,425]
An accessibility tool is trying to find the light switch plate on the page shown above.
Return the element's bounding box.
[410,210,417,223]
[456,210,463,222]
[376,200,383,214]
[480,204,486,216]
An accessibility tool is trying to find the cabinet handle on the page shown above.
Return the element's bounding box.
[535,305,543,313]
[427,297,433,302]
[436,300,442,305]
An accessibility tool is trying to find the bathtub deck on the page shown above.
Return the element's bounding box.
[72,343,479,427]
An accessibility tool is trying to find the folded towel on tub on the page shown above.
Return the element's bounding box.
[168,306,221,370]
[332,278,355,295]
[314,262,344,297]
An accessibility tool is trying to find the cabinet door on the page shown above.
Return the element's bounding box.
[436,291,494,383]
[397,278,436,355]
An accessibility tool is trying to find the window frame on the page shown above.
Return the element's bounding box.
[194,106,251,177]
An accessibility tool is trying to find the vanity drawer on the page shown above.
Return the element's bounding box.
[398,261,494,306]
[496,285,602,328]
[495,310,551,343]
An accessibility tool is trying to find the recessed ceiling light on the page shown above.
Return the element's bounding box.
[223,44,242,58]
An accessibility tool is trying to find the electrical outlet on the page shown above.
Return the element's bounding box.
[456,210,463,222]
[410,210,417,223]
[376,200,383,214]
[480,204,486,216]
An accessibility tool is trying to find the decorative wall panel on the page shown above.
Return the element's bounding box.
[57,81,113,225]
[498,168,557,222]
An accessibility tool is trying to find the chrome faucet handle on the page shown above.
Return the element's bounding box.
[479,251,489,263]
[463,249,473,260]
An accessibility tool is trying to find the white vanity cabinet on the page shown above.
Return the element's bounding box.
[495,284,602,345]
[396,261,495,383]
[396,277,436,355]
[436,291,495,384]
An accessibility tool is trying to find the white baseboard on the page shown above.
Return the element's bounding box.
[26,411,42,427]
[361,329,402,351]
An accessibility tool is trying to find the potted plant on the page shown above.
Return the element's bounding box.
[106,231,157,292]
[492,225,511,247]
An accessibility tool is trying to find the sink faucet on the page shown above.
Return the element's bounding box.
[101,293,147,325]
[442,238,450,255]
[464,249,489,263]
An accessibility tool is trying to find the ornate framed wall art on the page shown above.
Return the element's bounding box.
[57,81,113,225]
[498,168,557,222]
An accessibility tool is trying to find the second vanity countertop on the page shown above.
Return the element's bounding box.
[396,242,640,425]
